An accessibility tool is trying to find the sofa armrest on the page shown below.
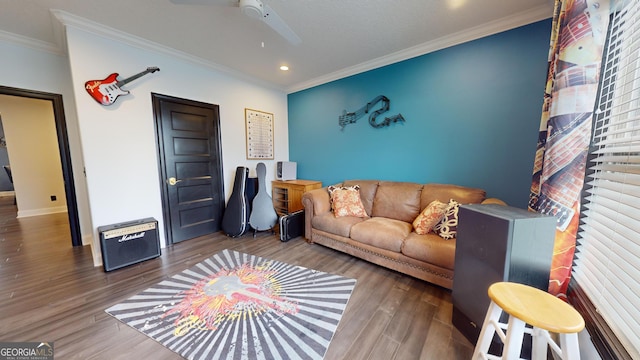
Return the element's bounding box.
[481,197,507,205]
[302,187,331,240]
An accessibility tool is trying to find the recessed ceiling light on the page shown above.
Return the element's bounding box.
[447,0,466,9]
[280,65,289,71]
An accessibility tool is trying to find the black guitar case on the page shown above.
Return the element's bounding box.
[221,166,250,237]
[249,162,278,233]
[279,210,304,242]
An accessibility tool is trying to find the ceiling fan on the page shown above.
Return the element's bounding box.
[170,0,301,45]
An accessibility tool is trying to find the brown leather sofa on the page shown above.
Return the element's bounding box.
[301,180,503,290]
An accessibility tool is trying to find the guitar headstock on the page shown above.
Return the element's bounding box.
[147,67,160,73]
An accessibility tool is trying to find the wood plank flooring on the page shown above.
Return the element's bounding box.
[0,197,474,359]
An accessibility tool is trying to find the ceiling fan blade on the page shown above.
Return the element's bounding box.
[262,4,301,45]
[169,0,237,6]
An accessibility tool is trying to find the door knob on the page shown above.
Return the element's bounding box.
[167,177,182,186]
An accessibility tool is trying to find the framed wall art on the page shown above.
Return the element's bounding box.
[245,108,274,160]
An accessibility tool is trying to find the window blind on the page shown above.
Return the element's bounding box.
[573,1,640,358]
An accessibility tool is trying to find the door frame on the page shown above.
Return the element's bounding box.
[151,93,225,245]
[0,85,82,246]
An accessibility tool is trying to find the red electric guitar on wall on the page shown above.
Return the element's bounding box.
[85,66,159,106]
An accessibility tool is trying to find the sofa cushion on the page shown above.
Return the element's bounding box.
[328,185,369,217]
[420,183,485,210]
[343,180,379,215]
[402,232,457,270]
[413,200,448,235]
[371,181,423,223]
[434,199,460,239]
[350,217,412,252]
[312,213,365,238]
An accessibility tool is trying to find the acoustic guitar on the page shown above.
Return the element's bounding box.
[85,67,159,106]
[249,162,278,233]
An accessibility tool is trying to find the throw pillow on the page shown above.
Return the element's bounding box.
[328,185,369,218]
[412,200,448,235]
[434,199,460,239]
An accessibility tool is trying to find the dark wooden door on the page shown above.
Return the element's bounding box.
[153,94,224,244]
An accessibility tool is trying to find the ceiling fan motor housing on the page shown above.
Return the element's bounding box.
[240,0,264,19]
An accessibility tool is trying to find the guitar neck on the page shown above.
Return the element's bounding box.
[116,68,159,87]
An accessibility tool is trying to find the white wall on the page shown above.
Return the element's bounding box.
[0,39,92,245]
[0,95,67,217]
[63,26,289,265]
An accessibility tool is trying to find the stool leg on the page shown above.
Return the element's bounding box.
[472,301,503,360]
[531,327,549,360]
[559,333,581,360]
[502,316,526,360]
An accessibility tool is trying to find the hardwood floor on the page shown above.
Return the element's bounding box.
[0,197,474,359]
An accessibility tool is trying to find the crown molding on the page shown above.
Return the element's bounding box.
[286,4,553,94]
[0,29,61,55]
[49,9,285,92]
[1,5,552,95]
[50,10,68,58]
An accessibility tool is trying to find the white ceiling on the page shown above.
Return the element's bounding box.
[0,0,553,93]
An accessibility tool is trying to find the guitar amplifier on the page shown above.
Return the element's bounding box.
[98,217,160,272]
[279,210,304,242]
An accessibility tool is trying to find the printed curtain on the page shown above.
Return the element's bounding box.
[529,0,610,298]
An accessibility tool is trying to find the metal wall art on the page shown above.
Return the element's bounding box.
[339,95,405,130]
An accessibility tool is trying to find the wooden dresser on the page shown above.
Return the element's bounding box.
[272,180,322,216]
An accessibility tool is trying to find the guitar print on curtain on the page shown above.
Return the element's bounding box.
[529,0,610,298]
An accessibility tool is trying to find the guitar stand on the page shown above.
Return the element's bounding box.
[252,227,276,238]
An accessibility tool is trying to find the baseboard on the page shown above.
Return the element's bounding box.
[17,206,68,218]
[82,233,93,246]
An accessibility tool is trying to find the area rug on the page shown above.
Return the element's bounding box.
[105,249,356,360]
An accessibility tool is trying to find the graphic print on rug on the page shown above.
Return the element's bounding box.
[105,249,357,360]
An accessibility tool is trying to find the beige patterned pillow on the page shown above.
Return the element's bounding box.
[434,199,460,239]
[413,200,448,235]
[328,185,369,218]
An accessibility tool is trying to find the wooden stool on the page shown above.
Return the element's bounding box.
[472,282,585,360]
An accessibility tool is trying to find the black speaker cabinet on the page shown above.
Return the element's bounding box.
[246,177,258,229]
[246,177,258,204]
[99,217,160,272]
[452,204,556,345]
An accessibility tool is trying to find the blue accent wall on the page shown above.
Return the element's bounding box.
[288,19,551,208]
